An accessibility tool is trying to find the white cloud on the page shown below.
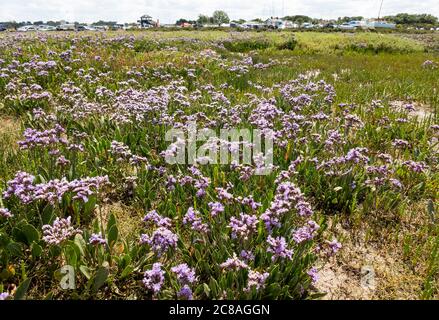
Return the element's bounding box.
[0,0,437,24]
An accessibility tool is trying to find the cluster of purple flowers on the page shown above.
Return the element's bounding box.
[326,239,342,255]
[183,207,209,233]
[266,235,293,261]
[0,292,10,300]
[292,220,320,244]
[177,167,210,198]
[109,140,148,165]
[3,172,109,205]
[208,201,224,217]
[307,267,319,284]
[228,213,258,240]
[261,180,313,231]
[245,270,269,292]
[143,263,165,295]
[2,171,35,204]
[56,155,70,167]
[220,253,249,271]
[215,187,234,202]
[392,139,409,149]
[240,250,255,262]
[316,147,369,176]
[89,233,106,245]
[422,60,437,69]
[140,227,178,256]
[344,147,369,164]
[237,196,262,211]
[0,208,13,219]
[42,216,82,245]
[18,124,67,150]
[171,263,197,288]
[402,160,428,173]
[143,210,171,227]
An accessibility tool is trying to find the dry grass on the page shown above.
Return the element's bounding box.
[97,202,144,241]
[316,202,438,300]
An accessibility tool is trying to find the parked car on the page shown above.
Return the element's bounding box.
[339,23,357,30]
[17,25,37,32]
[324,23,339,29]
[56,24,75,31]
[83,25,98,31]
[0,24,7,31]
[37,25,56,31]
[94,25,108,31]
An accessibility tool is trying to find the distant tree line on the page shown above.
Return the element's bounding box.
[0,20,128,29]
[1,12,438,29]
[383,13,438,25]
[193,11,230,26]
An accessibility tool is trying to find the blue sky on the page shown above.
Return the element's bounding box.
[0,0,437,24]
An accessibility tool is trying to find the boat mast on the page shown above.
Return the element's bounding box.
[378,0,384,20]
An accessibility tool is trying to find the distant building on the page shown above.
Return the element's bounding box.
[139,15,159,28]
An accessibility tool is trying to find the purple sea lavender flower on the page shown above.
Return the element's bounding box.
[18,125,67,150]
[143,263,165,295]
[389,178,403,189]
[33,178,70,204]
[345,147,369,164]
[240,250,255,262]
[3,171,35,204]
[228,213,258,240]
[89,233,106,245]
[327,239,342,255]
[245,270,269,292]
[0,292,10,300]
[220,253,249,271]
[69,176,110,203]
[307,267,319,284]
[0,208,13,219]
[208,202,224,217]
[295,200,313,217]
[171,263,197,285]
[194,176,209,198]
[261,180,313,231]
[183,207,209,233]
[166,175,177,191]
[403,160,428,173]
[260,209,282,231]
[267,235,293,261]
[377,153,393,164]
[177,285,193,300]
[143,210,171,228]
[215,187,234,202]
[292,220,320,244]
[365,177,386,187]
[56,155,70,167]
[392,139,409,148]
[42,216,82,245]
[422,60,436,68]
[403,103,415,112]
[239,196,262,211]
[140,227,178,256]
